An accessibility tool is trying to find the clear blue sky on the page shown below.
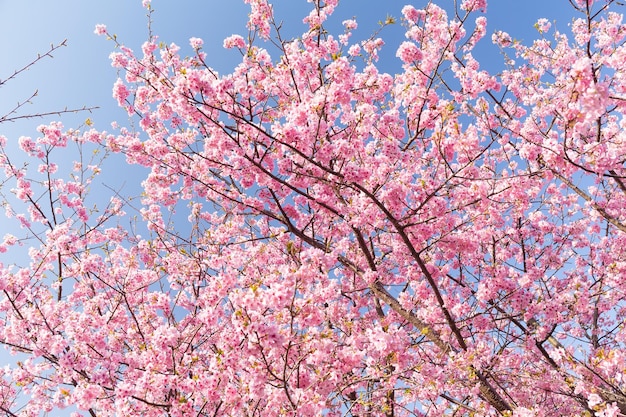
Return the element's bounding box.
[0,0,583,415]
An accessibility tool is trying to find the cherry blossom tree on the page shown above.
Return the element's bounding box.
[2,0,626,415]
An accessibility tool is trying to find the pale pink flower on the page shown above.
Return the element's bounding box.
[348,44,361,56]
[342,19,357,30]
[401,5,422,24]
[588,393,603,408]
[396,41,422,63]
[94,24,107,35]
[2,234,16,246]
[475,16,487,34]
[109,52,128,68]
[460,0,487,12]
[112,79,130,106]
[223,34,246,49]
[535,18,551,33]
[492,30,512,47]
[189,37,204,50]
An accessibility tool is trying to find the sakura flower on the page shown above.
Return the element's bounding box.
[588,393,603,408]
[401,5,423,24]
[348,44,361,56]
[535,18,551,33]
[94,24,107,35]
[396,41,422,63]
[223,34,246,49]
[342,19,357,30]
[460,0,487,12]
[112,79,130,106]
[189,37,204,50]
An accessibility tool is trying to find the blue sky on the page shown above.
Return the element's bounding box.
[0,0,584,415]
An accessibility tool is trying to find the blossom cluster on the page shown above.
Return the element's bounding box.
[1,0,626,416]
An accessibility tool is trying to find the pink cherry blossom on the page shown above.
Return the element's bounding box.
[93,24,107,35]
[536,17,551,33]
[460,0,487,12]
[189,37,203,49]
[223,34,245,49]
[342,19,357,30]
[396,41,422,63]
